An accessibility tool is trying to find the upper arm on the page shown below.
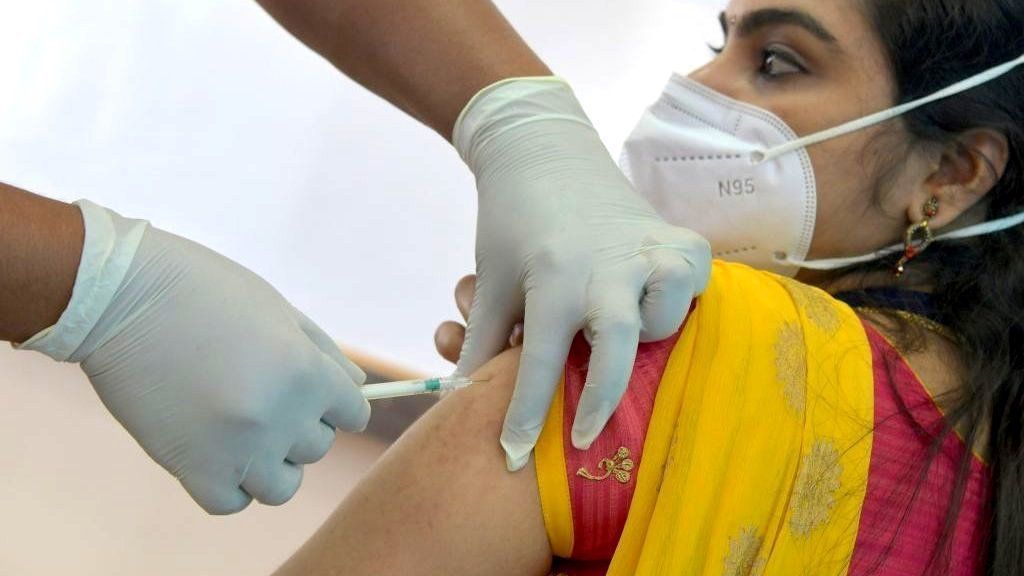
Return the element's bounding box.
[273,347,553,576]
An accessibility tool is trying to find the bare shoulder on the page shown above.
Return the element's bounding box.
[446,347,524,425]
[274,346,552,576]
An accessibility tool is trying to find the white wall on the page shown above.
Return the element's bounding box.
[0,0,721,375]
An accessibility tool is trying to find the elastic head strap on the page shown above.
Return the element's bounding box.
[783,211,1024,270]
[753,53,1024,165]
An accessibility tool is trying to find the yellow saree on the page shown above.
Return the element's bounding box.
[536,261,876,575]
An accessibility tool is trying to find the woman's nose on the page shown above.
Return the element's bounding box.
[688,59,743,101]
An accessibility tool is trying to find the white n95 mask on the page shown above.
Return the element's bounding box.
[621,53,1024,276]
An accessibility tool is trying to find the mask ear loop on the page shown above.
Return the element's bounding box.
[750,52,1024,165]
[782,211,1024,271]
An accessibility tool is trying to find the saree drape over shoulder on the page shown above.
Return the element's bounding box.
[535,262,990,576]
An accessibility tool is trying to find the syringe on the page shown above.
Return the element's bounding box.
[360,376,486,401]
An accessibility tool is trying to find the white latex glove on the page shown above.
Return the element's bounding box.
[17,200,370,514]
[453,77,711,471]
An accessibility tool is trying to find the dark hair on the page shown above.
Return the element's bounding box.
[844,1,1024,574]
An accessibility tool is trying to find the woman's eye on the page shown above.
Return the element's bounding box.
[760,48,805,77]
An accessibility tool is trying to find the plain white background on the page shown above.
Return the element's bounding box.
[0,1,721,574]
[0,0,721,374]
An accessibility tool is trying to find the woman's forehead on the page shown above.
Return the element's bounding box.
[722,0,869,39]
[721,0,892,85]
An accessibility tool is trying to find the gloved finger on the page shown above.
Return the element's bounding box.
[286,420,337,465]
[180,470,253,515]
[572,287,642,450]
[638,249,697,342]
[501,290,577,472]
[294,307,366,385]
[455,276,520,378]
[319,351,372,433]
[454,274,476,321]
[241,459,304,506]
[434,320,467,365]
[648,227,713,294]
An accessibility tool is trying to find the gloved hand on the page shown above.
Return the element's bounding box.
[453,77,712,471]
[17,200,370,514]
[435,275,522,365]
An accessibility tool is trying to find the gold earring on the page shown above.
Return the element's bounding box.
[895,197,940,278]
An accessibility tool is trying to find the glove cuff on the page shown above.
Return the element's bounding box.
[453,76,596,171]
[16,200,149,362]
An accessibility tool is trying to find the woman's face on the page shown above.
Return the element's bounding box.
[689,0,935,268]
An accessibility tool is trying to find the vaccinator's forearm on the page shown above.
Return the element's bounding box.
[0,182,83,343]
[253,0,550,138]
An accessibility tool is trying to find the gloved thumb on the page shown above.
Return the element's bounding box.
[318,350,372,433]
[293,309,371,433]
[294,307,367,386]
[455,276,519,378]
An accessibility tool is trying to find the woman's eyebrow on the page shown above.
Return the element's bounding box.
[720,8,839,45]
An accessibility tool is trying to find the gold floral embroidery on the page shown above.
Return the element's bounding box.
[577,446,635,484]
[774,322,807,413]
[779,278,841,335]
[789,439,843,537]
[723,526,767,576]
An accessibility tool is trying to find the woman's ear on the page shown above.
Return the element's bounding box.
[913,129,1009,228]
